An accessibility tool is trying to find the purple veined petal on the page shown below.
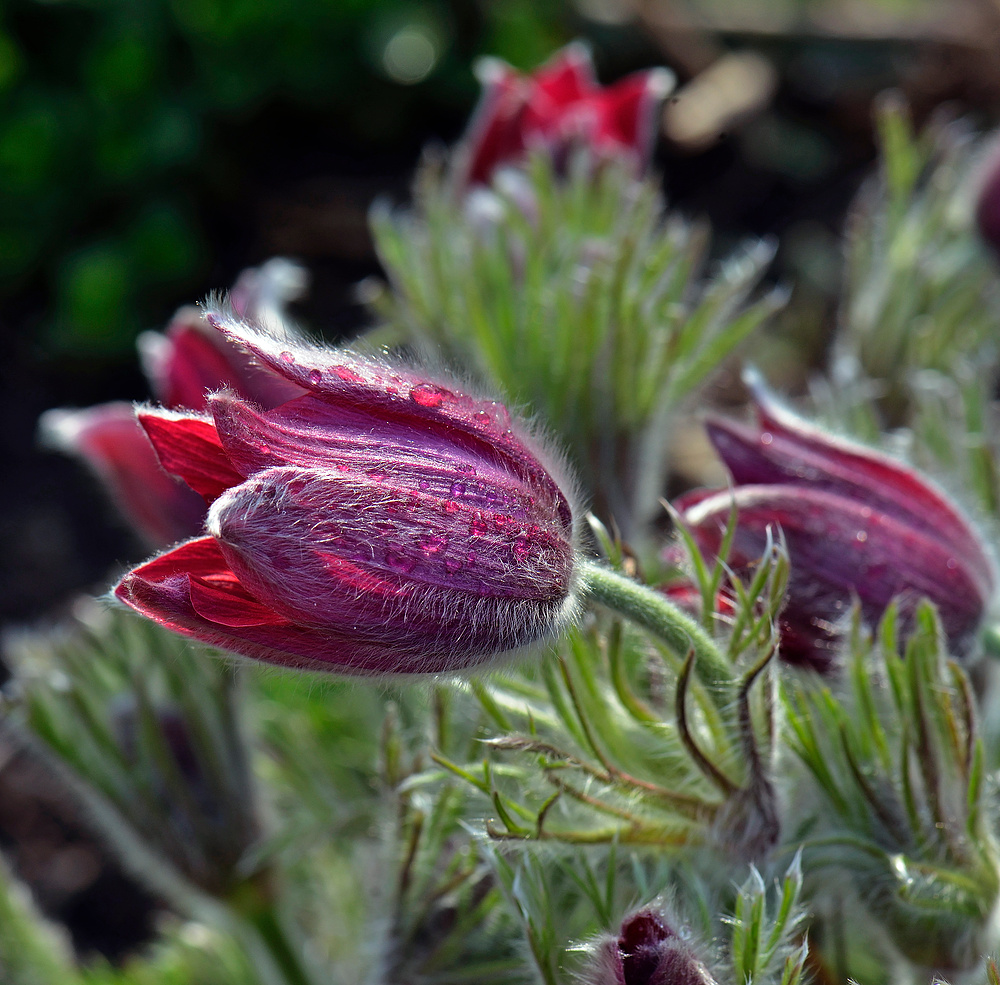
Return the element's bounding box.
[208,391,558,520]
[721,382,996,596]
[204,309,575,532]
[206,466,577,662]
[682,485,988,657]
[114,537,501,675]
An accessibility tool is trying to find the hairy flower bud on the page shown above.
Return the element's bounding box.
[39,402,207,547]
[585,909,717,985]
[670,383,995,670]
[40,261,308,547]
[975,131,1000,257]
[458,43,673,187]
[114,313,581,675]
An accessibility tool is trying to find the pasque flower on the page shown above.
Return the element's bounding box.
[975,131,1000,257]
[40,260,306,546]
[585,909,717,985]
[459,43,673,186]
[670,383,995,670]
[114,312,581,675]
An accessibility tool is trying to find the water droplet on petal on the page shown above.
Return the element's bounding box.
[410,383,451,408]
[420,534,448,555]
[258,443,270,455]
[279,350,295,364]
[473,411,491,425]
[450,482,466,497]
[419,479,431,491]
[444,558,463,575]
[334,365,364,383]
[456,463,477,476]
[308,369,323,386]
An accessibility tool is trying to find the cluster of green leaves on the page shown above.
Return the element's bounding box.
[833,96,1000,434]
[371,154,783,541]
[786,603,1000,976]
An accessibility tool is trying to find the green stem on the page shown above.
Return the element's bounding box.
[578,561,734,700]
[228,875,323,985]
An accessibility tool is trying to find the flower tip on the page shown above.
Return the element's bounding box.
[473,55,515,86]
[645,66,677,99]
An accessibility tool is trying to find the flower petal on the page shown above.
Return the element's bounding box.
[683,485,987,657]
[39,402,206,545]
[138,407,245,502]
[203,313,575,532]
[706,401,995,596]
[114,537,518,675]
[207,466,576,660]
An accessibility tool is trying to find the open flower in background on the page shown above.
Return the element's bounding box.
[669,379,996,670]
[39,260,307,547]
[115,311,581,675]
[458,42,673,187]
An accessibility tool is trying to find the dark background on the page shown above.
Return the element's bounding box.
[1,0,999,963]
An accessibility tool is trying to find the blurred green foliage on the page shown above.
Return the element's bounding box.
[0,0,574,357]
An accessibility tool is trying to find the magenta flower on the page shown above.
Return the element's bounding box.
[670,386,995,671]
[976,132,1000,258]
[40,402,207,547]
[41,261,307,547]
[114,313,580,675]
[459,43,672,187]
[585,909,717,985]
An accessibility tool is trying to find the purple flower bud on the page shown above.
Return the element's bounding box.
[41,261,308,547]
[114,313,581,675]
[138,259,307,413]
[458,43,673,187]
[975,132,1000,257]
[670,385,995,670]
[39,402,207,547]
[585,909,718,985]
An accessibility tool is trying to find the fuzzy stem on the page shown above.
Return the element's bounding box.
[578,561,735,699]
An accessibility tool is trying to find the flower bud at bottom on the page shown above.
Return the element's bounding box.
[584,909,718,985]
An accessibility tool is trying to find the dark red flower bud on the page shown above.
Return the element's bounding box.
[585,908,718,985]
[115,312,581,675]
[670,385,995,670]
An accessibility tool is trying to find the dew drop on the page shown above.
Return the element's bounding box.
[450,481,466,497]
[419,479,431,491]
[855,531,868,543]
[420,534,448,555]
[444,558,463,575]
[279,350,295,364]
[308,369,323,386]
[456,463,477,477]
[410,383,451,408]
[760,432,773,446]
[947,557,958,570]
[473,410,491,426]
[334,365,364,383]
